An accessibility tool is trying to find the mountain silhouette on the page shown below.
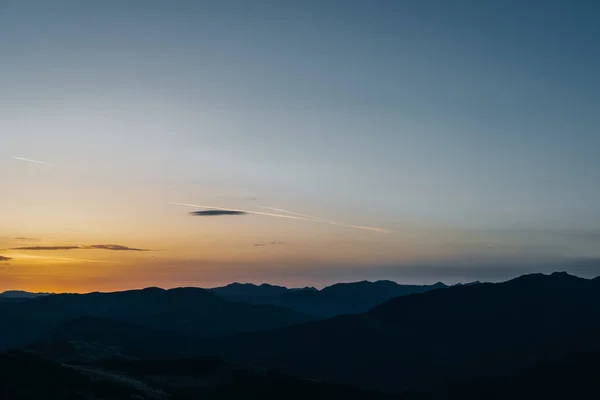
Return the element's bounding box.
[0,290,52,299]
[3,272,600,398]
[211,282,293,297]
[211,280,446,317]
[0,287,315,349]
[195,272,600,393]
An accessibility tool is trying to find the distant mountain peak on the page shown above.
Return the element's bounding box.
[0,290,52,298]
[508,271,582,286]
[140,286,165,292]
[228,282,255,287]
[211,282,290,297]
[551,271,571,277]
[259,283,287,289]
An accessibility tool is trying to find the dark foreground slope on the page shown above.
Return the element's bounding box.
[1,349,391,400]
[0,351,151,400]
[412,328,600,399]
[10,325,600,400]
[197,272,600,393]
[28,316,190,360]
[0,287,315,349]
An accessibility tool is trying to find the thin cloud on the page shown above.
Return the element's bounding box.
[171,203,316,221]
[11,244,151,251]
[11,246,80,251]
[254,241,285,247]
[190,210,247,217]
[12,254,117,264]
[170,202,392,234]
[13,237,41,242]
[84,244,150,251]
[12,156,58,166]
[0,256,12,262]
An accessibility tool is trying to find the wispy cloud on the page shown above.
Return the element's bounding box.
[85,244,151,251]
[0,256,12,262]
[13,237,41,242]
[170,202,392,234]
[171,203,320,222]
[190,210,247,217]
[12,156,58,166]
[11,254,116,264]
[11,246,80,251]
[254,241,285,247]
[11,244,151,251]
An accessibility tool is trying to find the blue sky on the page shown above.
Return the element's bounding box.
[1,1,600,290]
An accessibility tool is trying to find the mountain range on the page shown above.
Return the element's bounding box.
[209,280,448,316]
[197,272,600,393]
[0,287,315,349]
[2,272,600,398]
[0,280,446,318]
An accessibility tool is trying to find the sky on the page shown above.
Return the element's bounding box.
[1,0,600,292]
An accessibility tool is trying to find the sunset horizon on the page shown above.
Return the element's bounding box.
[3,1,600,292]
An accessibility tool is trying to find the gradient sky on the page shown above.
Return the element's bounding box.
[2,0,600,292]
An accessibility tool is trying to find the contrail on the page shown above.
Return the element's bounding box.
[170,202,392,234]
[255,206,324,221]
[12,157,57,166]
[256,206,393,234]
[347,224,393,234]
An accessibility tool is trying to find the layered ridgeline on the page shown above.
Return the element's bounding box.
[0,287,315,350]
[210,280,448,317]
[3,273,600,398]
[0,279,449,350]
[197,272,600,394]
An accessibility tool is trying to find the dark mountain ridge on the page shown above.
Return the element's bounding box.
[0,290,52,298]
[195,272,600,393]
[0,286,315,350]
[210,279,448,316]
[3,272,600,398]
